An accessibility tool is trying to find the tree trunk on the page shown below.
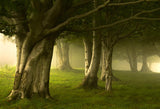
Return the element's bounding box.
[81,0,102,88]
[126,44,138,72]
[81,35,101,88]
[8,36,55,100]
[83,37,92,75]
[105,47,113,91]
[141,54,150,72]
[56,39,72,70]
[101,41,107,81]
[100,36,114,91]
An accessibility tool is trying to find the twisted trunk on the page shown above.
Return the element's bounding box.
[104,47,113,91]
[100,36,114,91]
[56,39,72,70]
[101,46,113,82]
[8,35,56,100]
[7,0,73,100]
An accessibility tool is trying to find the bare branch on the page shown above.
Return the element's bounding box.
[134,8,160,16]
[112,25,139,46]
[108,0,158,6]
[135,17,160,20]
[67,8,160,32]
[44,0,111,36]
[44,0,160,36]
[109,0,144,6]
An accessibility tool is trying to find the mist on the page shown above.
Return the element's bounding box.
[0,34,16,66]
[1,34,160,73]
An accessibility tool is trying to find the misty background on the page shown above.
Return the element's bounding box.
[1,33,160,72]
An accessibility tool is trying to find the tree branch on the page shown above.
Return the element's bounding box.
[112,25,139,46]
[44,0,111,36]
[108,0,158,6]
[135,17,160,20]
[44,0,160,36]
[67,8,160,32]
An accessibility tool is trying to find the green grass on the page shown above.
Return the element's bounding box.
[0,66,160,109]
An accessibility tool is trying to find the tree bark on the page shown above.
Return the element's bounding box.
[8,36,56,100]
[7,0,72,100]
[141,54,150,72]
[101,35,114,91]
[81,35,101,88]
[81,0,101,88]
[101,42,107,81]
[104,47,113,91]
[83,37,92,75]
[56,39,72,70]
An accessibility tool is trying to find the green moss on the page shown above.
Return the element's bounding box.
[0,67,160,109]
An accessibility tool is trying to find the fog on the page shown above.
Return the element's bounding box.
[52,44,85,68]
[1,34,160,72]
[0,34,16,66]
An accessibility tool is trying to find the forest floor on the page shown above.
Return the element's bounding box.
[0,66,160,109]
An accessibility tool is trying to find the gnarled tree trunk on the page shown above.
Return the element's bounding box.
[101,36,114,91]
[101,42,113,81]
[8,36,56,100]
[56,39,72,70]
[104,47,113,91]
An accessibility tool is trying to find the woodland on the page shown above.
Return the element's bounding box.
[0,0,160,108]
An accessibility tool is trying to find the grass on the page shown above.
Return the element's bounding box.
[0,66,160,109]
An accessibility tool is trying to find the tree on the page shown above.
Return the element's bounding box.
[81,0,102,88]
[0,0,112,99]
[0,0,94,100]
[125,39,138,72]
[0,0,159,99]
[56,38,72,70]
[83,35,92,75]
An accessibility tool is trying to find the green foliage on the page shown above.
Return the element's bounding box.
[0,67,160,108]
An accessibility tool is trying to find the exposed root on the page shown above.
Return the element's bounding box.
[8,90,52,101]
[7,90,20,101]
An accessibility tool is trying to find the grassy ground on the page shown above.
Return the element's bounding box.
[0,66,160,109]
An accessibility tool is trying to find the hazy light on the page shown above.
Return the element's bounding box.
[0,33,17,66]
[1,33,160,72]
[151,63,160,73]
